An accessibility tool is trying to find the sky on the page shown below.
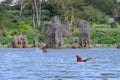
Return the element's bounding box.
[0,0,3,2]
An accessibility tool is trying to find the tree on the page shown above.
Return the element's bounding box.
[20,0,42,28]
[79,6,109,23]
[0,6,4,26]
[85,0,116,15]
[0,3,6,36]
[49,0,84,38]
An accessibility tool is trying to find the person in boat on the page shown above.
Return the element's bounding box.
[42,45,47,53]
[76,55,92,62]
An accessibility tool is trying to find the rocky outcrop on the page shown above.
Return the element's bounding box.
[78,19,91,48]
[44,16,63,48]
[7,35,28,48]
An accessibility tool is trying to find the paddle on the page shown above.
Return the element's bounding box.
[82,57,92,62]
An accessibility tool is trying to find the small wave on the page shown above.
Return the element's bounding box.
[4,52,12,55]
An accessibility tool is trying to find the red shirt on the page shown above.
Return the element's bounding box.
[76,55,82,62]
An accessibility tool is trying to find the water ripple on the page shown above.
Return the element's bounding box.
[0,48,120,80]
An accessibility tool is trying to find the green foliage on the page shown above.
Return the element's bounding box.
[26,33,36,44]
[91,22,97,27]
[0,5,5,27]
[63,37,74,44]
[41,10,52,21]
[97,37,116,44]
[92,24,111,28]
[26,33,45,44]
[115,22,120,28]
[79,6,109,23]
[85,0,116,15]
[91,27,120,44]
[17,21,32,34]
[1,37,13,45]
[0,0,120,46]
[42,2,61,17]
[25,28,45,44]
[72,27,79,36]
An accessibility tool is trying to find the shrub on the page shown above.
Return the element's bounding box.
[17,21,32,34]
[26,33,36,44]
[1,37,13,45]
[72,27,79,36]
[63,37,74,44]
[97,36,116,44]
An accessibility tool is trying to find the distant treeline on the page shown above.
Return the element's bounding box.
[0,0,120,45]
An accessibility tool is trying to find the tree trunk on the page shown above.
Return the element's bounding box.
[20,0,30,16]
[34,0,40,26]
[62,5,74,38]
[38,0,42,27]
[32,0,35,29]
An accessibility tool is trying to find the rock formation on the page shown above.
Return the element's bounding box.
[78,19,91,48]
[7,35,28,48]
[44,16,63,48]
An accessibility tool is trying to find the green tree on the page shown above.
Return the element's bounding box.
[79,6,109,23]
[20,0,43,28]
[85,0,116,15]
[0,5,4,26]
[0,4,6,36]
[48,0,85,38]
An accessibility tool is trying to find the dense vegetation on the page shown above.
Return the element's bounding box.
[0,0,120,46]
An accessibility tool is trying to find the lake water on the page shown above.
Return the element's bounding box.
[0,48,120,80]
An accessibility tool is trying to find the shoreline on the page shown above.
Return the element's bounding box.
[0,43,117,48]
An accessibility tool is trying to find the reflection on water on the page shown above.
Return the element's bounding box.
[0,48,120,80]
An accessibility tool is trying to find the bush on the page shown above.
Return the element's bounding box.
[72,27,79,36]
[97,36,116,44]
[115,22,120,28]
[1,37,13,45]
[63,37,74,44]
[26,33,36,44]
[17,21,32,34]
[91,26,120,44]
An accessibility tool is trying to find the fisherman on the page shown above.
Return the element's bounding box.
[76,55,92,62]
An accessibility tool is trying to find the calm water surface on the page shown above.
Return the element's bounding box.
[0,48,120,80]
